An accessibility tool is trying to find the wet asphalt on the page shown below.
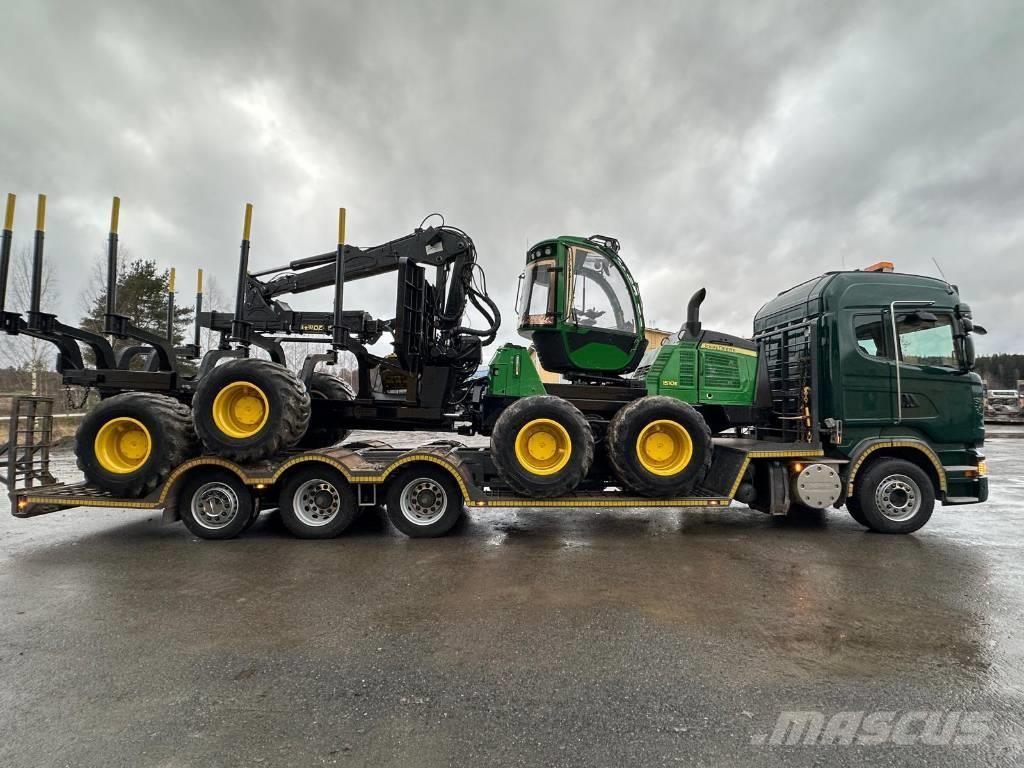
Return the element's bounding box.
[1,436,1022,767]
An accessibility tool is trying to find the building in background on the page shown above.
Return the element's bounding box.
[528,327,673,383]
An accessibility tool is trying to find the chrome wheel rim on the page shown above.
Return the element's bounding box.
[399,478,447,526]
[874,474,921,522]
[293,479,341,527]
[191,482,241,530]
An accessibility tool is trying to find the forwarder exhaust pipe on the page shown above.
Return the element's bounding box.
[683,287,706,339]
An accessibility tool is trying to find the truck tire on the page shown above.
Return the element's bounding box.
[490,395,594,498]
[385,465,465,538]
[76,392,198,498]
[278,464,358,539]
[606,396,712,497]
[192,359,310,462]
[178,470,254,540]
[298,372,355,449]
[853,458,935,534]
[844,496,869,527]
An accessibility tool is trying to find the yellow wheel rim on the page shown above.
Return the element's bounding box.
[94,417,152,474]
[635,419,693,476]
[211,381,270,439]
[514,418,572,476]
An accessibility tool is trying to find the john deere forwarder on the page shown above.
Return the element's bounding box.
[2,193,989,540]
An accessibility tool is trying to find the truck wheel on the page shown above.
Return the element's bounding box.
[76,392,198,498]
[606,396,712,497]
[844,496,869,527]
[178,470,254,540]
[192,359,311,461]
[298,373,354,449]
[489,395,595,498]
[854,458,935,534]
[385,465,465,538]
[278,465,357,539]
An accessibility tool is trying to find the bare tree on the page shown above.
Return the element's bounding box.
[0,245,59,393]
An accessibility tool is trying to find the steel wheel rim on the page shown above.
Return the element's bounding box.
[399,478,448,526]
[212,381,270,439]
[635,419,692,476]
[191,482,241,530]
[874,474,921,522]
[514,418,571,476]
[94,417,152,474]
[293,479,341,527]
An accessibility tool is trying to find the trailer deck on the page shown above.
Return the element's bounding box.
[8,431,824,521]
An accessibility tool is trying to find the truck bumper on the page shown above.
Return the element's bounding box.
[942,476,988,505]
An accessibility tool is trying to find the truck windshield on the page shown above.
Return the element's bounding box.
[897,314,958,368]
[567,248,636,333]
[518,258,557,326]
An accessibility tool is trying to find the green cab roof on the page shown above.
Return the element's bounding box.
[753,269,961,333]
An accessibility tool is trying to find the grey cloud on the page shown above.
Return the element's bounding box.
[1,0,1021,357]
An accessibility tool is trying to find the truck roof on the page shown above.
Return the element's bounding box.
[753,269,962,333]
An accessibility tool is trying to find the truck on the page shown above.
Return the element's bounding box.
[1,190,988,538]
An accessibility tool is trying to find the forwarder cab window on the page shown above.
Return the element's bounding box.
[897,314,957,368]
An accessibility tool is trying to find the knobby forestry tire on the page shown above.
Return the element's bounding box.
[193,358,311,462]
[76,392,199,498]
[297,372,355,449]
[607,396,712,497]
[489,395,595,498]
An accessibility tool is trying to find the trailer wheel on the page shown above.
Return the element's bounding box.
[385,465,465,538]
[298,373,355,449]
[76,392,198,498]
[853,458,935,534]
[192,359,310,461]
[178,470,254,540]
[490,395,595,498]
[606,396,712,497]
[278,465,357,539]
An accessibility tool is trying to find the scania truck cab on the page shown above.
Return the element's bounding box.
[753,262,988,528]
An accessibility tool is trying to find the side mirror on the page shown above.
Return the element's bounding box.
[971,324,988,336]
[964,334,976,370]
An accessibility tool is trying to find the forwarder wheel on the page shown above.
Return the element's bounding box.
[192,359,310,462]
[297,373,355,449]
[606,396,712,497]
[178,470,254,540]
[76,392,198,498]
[490,395,594,498]
[278,465,357,539]
[854,458,935,534]
[385,465,465,538]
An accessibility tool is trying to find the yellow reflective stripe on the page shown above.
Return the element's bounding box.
[701,342,757,357]
[845,440,947,495]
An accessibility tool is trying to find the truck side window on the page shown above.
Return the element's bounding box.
[854,315,888,358]
[897,314,957,368]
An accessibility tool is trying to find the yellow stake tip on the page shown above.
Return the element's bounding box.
[242,203,253,241]
[3,193,14,231]
[196,268,204,293]
[35,194,47,232]
[110,196,121,234]
[338,207,346,246]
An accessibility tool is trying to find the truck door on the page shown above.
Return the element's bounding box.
[839,311,895,431]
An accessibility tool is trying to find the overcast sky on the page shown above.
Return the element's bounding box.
[2,0,1022,355]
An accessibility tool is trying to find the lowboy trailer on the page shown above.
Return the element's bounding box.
[5,395,831,539]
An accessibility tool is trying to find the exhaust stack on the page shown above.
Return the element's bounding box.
[683,287,706,339]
